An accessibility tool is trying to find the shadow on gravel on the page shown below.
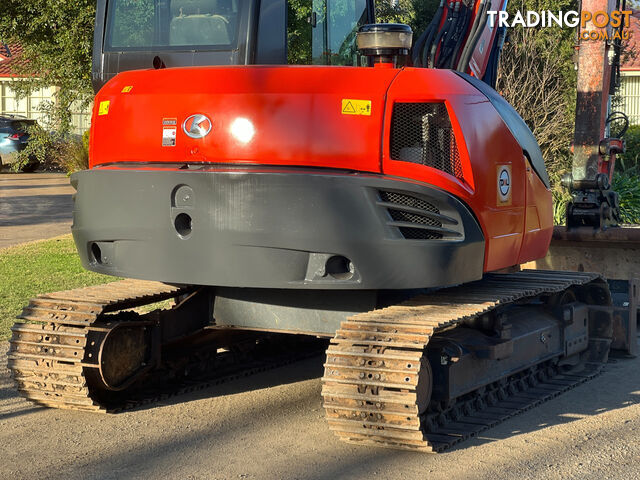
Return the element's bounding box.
[0,194,73,226]
[450,356,640,451]
[125,353,327,413]
[0,381,18,399]
[35,362,328,480]
[0,403,41,421]
[283,448,405,480]
[0,378,42,421]
[0,184,69,191]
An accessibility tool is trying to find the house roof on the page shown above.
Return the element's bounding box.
[0,43,26,78]
[621,10,640,71]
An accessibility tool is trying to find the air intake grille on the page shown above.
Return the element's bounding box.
[388,209,440,228]
[397,226,442,240]
[390,103,464,180]
[379,191,439,214]
[379,190,443,240]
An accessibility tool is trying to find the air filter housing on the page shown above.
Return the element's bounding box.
[357,23,412,67]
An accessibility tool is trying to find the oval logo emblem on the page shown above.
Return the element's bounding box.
[497,165,512,206]
[182,114,212,139]
[499,168,510,196]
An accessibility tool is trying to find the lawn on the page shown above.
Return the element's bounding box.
[0,235,117,340]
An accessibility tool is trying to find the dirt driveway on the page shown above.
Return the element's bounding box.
[0,340,638,480]
[0,173,74,249]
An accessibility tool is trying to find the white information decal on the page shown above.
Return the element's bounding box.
[162,118,177,147]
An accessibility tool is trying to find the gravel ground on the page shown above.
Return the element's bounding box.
[1,341,638,480]
[0,173,73,249]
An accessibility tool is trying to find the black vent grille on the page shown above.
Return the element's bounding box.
[379,191,439,214]
[390,103,464,180]
[379,190,443,240]
[388,209,440,228]
[397,226,442,240]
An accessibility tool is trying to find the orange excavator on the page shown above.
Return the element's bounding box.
[8,0,636,452]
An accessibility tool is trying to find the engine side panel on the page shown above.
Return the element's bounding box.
[518,164,554,264]
[383,69,548,272]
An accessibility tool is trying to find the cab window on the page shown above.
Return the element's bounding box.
[106,0,242,51]
[287,0,369,65]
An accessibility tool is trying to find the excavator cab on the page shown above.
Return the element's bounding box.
[92,0,375,91]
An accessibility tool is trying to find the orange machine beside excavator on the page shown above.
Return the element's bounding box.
[7,0,639,452]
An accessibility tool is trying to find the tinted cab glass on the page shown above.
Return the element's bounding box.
[106,0,244,51]
[288,0,369,65]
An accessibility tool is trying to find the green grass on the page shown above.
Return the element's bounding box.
[0,235,117,340]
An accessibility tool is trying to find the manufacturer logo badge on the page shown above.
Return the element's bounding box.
[497,165,512,206]
[499,169,510,196]
[182,114,212,139]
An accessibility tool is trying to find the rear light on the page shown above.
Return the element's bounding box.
[9,133,25,140]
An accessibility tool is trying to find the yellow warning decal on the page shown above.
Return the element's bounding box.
[98,100,110,116]
[341,99,372,116]
[121,86,133,93]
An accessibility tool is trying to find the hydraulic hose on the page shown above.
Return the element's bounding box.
[442,2,471,69]
[419,0,446,67]
[429,4,453,67]
[455,0,485,71]
[446,5,471,69]
[456,0,489,72]
[482,24,506,87]
[412,23,435,66]
[437,2,461,68]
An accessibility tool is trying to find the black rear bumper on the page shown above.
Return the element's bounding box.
[71,166,484,289]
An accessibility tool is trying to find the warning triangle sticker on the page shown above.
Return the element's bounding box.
[342,101,356,114]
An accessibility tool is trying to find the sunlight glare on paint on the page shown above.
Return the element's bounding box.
[230,118,255,144]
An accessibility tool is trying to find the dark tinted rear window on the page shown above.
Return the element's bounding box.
[105,0,244,51]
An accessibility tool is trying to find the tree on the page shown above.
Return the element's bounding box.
[494,0,578,223]
[497,0,577,169]
[0,0,95,136]
[497,27,575,174]
[376,0,439,34]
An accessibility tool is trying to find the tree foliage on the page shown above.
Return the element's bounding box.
[0,0,95,134]
[109,0,155,49]
[497,0,577,173]
[618,125,640,173]
[376,0,439,34]
[287,0,314,64]
[494,0,579,224]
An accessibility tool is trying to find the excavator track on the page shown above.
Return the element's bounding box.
[8,280,190,411]
[8,279,327,412]
[322,270,611,452]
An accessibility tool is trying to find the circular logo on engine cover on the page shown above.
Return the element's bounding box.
[182,114,212,139]
[497,165,512,206]
[499,168,510,196]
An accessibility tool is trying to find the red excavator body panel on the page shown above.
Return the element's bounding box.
[90,66,399,173]
[85,65,552,285]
